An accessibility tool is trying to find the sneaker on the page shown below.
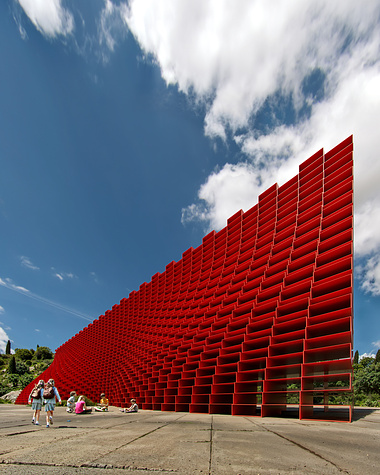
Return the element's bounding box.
[35,422,39,426]
[49,417,53,425]
[32,420,35,424]
[46,424,49,428]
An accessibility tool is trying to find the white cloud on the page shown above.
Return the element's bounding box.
[0,306,4,315]
[16,0,74,38]
[20,256,40,271]
[182,162,266,232]
[118,0,380,294]
[0,277,29,293]
[359,353,375,360]
[13,1,380,293]
[53,270,76,281]
[0,326,10,354]
[372,340,380,349]
[122,0,380,136]
[356,255,380,296]
[0,275,91,321]
[98,0,128,56]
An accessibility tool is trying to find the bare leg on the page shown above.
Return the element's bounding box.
[46,410,53,426]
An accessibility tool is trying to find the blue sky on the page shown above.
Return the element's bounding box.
[0,1,379,358]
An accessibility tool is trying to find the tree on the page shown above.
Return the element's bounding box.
[7,356,16,374]
[5,340,11,355]
[353,350,359,365]
[354,362,380,395]
[375,349,380,364]
[15,348,33,362]
[358,356,375,370]
[34,346,53,360]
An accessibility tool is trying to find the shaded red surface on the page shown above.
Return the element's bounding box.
[17,137,353,421]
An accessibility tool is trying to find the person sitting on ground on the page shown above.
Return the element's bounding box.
[75,395,92,414]
[94,393,109,412]
[66,391,76,413]
[120,398,138,413]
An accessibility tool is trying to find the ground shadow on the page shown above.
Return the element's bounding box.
[352,407,378,421]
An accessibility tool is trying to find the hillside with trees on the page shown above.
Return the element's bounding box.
[0,340,54,398]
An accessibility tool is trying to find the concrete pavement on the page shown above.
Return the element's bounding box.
[0,405,379,474]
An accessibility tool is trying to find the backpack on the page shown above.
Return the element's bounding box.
[43,385,55,399]
[31,387,40,398]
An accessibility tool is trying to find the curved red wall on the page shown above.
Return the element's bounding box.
[17,136,354,421]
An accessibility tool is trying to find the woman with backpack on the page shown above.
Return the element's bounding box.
[28,380,45,425]
[43,378,62,428]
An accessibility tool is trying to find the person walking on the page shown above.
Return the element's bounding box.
[28,380,44,425]
[43,378,61,427]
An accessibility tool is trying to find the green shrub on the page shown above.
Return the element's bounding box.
[83,395,95,406]
[33,347,54,360]
[19,373,34,389]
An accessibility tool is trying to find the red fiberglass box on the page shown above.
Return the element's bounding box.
[18,136,354,422]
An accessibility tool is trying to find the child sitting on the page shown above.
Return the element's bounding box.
[120,398,138,413]
[94,393,109,412]
[75,395,92,414]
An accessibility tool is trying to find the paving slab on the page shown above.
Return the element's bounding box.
[0,405,379,474]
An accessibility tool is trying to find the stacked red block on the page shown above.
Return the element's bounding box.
[17,136,353,421]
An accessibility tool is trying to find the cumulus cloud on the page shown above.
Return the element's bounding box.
[12,1,380,293]
[0,326,10,354]
[115,0,380,293]
[359,353,375,360]
[182,162,269,232]
[356,255,380,297]
[122,0,380,136]
[16,0,74,38]
[0,306,4,314]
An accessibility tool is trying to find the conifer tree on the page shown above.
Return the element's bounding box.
[5,339,11,355]
[375,349,380,364]
[8,355,16,374]
[353,350,359,365]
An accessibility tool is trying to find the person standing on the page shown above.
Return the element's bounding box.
[43,378,61,427]
[28,380,44,425]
